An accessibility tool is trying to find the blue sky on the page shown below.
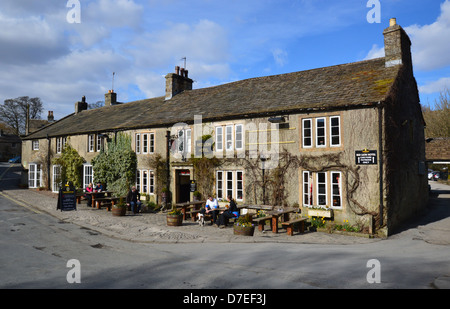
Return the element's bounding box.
[0,0,449,119]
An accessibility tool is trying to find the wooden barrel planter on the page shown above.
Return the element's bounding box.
[233,224,255,236]
[112,207,126,217]
[167,214,183,226]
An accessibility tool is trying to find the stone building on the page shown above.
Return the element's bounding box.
[21,19,428,236]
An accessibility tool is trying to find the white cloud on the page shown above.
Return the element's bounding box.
[272,48,288,67]
[419,77,450,94]
[128,19,230,78]
[0,13,69,64]
[405,0,450,71]
[364,44,385,60]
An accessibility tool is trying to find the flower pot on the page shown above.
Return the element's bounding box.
[112,207,126,216]
[308,209,333,218]
[233,224,255,236]
[167,214,183,226]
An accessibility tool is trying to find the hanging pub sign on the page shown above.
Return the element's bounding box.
[190,180,196,192]
[355,149,378,165]
[57,182,77,212]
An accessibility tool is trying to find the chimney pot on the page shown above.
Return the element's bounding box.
[175,66,180,75]
[389,18,397,27]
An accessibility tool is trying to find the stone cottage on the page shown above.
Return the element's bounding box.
[21,19,428,236]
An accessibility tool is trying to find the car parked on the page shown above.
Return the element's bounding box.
[8,156,20,163]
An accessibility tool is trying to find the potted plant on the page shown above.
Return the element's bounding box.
[166,207,183,226]
[193,191,201,201]
[112,197,127,217]
[233,213,255,236]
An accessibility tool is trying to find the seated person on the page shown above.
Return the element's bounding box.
[94,182,104,198]
[85,183,94,207]
[200,195,219,225]
[217,195,239,228]
[126,186,142,214]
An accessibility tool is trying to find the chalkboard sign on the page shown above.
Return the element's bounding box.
[57,187,77,212]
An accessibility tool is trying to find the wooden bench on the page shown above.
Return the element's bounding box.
[188,209,202,222]
[252,216,272,231]
[281,218,307,236]
[76,193,86,204]
[103,203,112,211]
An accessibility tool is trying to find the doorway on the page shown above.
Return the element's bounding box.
[176,169,191,203]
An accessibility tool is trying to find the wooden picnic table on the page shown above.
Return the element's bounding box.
[84,191,114,208]
[267,208,298,233]
[241,204,275,211]
[175,200,206,220]
[94,196,122,211]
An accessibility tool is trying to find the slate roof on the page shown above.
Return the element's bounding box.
[425,138,450,161]
[24,57,400,140]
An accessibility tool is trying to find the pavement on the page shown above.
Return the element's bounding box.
[0,186,383,245]
[1,173,449,246]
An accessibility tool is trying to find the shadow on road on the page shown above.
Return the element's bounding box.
[393,182,450,235]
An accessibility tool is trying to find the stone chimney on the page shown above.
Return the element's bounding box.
[383,18,413,72]
[105,90,118,106]
[47,111,54,122]
[75,96,88,114]
[165,66,193,100]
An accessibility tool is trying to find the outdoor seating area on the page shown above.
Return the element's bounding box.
[173,202,306,236]
[75,188,308,236]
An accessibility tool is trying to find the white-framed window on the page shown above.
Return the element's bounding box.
[236,171,243,200]
[149,133,155,153]
[88,134,95,152]
[330,116,341,147]
[302,171,312,207]
[32,140,39,151]
[136,134,141,154]
[83,164,93,189]
[52,165,61,193]
[235,124,243,150]
[301,116,341,148]
[136,169,155,194]
[143,134,148,154]
[28,163,42,188]
[331,171,342,208]
[302,119,313,148]
[177,129,191,155]
[96,135,103,152]
[56,138,62,154]
[215,127,223,151]
[302,171,342,208]
[316,172,327,206]
[316,118,326,147]
[216,171,223,199]
[216,170,244,201]
[225,125,233,151]
[226,171,233,198]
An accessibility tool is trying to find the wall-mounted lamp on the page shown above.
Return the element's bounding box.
[268,116,285,123]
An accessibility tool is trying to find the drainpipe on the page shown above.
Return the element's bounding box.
[166,130,171,204]
[46,134,51,190]
[378,102,384,228]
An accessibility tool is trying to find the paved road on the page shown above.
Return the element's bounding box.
[0,163,449,291]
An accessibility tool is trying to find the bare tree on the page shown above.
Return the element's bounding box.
[0,96,43,135]
[422,88,450,138]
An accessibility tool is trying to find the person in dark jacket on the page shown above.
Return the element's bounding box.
[126,186,142,214]
[217,195,239,228]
